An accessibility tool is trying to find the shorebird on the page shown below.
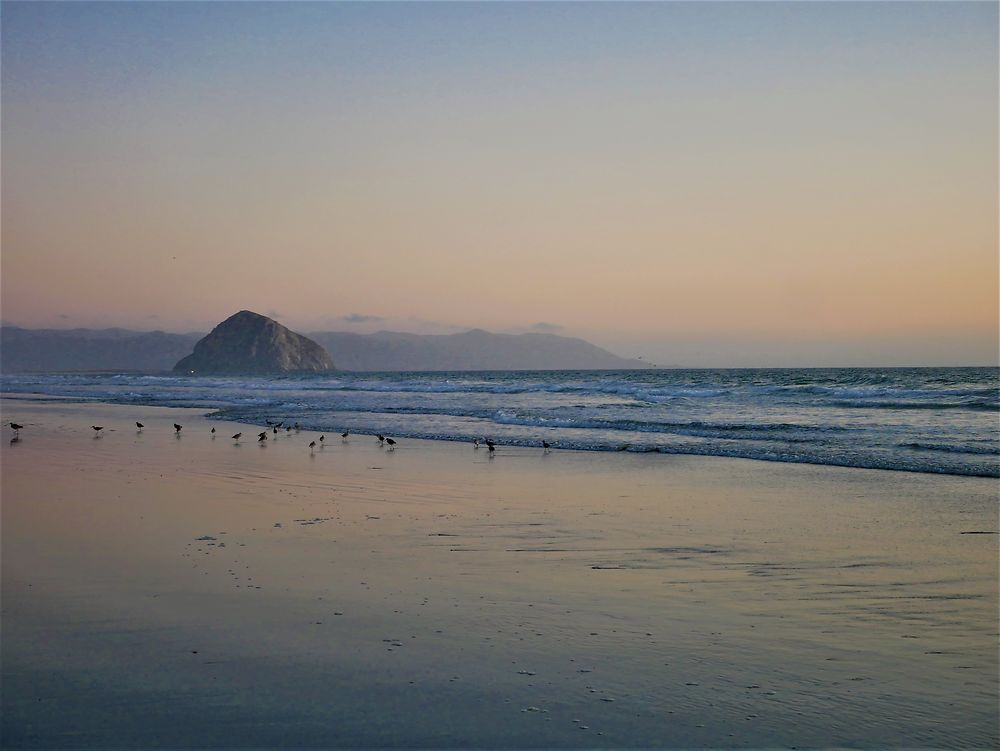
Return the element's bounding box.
[385,438,396,450]
[135,422,144,431]
[273,426,278,435]
[319,434,325,443]
[377,434,385,445]
[286,426,292,433]
[92,426,104,434]
[309,440,316,452]
[341,430,349,441]
[473,438,480,449]
[486,440,496,455]
[542,440,551,452]
[232,432,242,441]
[211,427,216,436]
[10,422,23,436]
[257,431,267,441]
[174,423,183,433]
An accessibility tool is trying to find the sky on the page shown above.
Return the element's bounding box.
[2,1,997,367]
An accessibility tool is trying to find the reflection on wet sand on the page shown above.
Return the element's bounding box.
[2,397,997,748]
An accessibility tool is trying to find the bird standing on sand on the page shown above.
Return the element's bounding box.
[257,431,267,441]
[319,435,325,443]
[473,439,480,449]
[135,422,144,432]
[309,440,316,452]
[174,424,183,433]
[486,440,496,455]
[10,422,23,436]
[232,432,242,442]
[542,440,551,452]
[385,438,396,450]
[273,426,278,435]
[341,430,349,441]
[377,434,385,445]
[211,427,216,436]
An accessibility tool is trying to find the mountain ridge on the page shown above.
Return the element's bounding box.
[1,322,645,372]
[307,329,643,371]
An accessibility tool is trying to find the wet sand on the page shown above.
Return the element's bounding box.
[2,397,997,748]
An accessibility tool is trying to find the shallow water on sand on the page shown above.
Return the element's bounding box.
[2,398,997,748]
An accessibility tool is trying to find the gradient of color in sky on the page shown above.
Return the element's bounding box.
[2,1,997,366]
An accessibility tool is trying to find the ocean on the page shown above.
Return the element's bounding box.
[2,367,998,477]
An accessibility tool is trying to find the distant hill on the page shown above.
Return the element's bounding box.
[174,311,334,375]
[0,326,200,373]
[308,329,643,371]
[1,323,643,373]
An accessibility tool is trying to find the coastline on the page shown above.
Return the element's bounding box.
[2,396,997,748]
[4,368,997,478]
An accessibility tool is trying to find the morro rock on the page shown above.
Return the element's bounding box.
[173,311,335,375]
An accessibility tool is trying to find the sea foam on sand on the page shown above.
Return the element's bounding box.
[2,397,997,748]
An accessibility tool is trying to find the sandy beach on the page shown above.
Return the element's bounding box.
[2,396,997,748]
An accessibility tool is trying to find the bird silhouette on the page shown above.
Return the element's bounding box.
[135,422,144,431]
[232,432,242,441]
[211,427,216,435]
[257,431,267,441]
[341,430,349,441]
[174,424,182,433]
[542,440,551,451]
[385,438,396,450]
[319,435,325,443]
[10,422,23,436]
[309,440,316,452]
[486,440,496,455]
[377,434,385,445]
[473,439,480,449]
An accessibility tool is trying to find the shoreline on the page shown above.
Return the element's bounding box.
[2,397,997,748]
[3,391,997,480]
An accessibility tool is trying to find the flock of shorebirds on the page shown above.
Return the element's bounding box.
[7,420,554,454]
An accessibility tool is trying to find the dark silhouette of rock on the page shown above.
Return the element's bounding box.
[173,311,334,374]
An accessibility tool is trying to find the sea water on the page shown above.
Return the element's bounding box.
[3,367,997,477]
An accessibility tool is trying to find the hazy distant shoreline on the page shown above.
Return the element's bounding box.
[0,325,645,373]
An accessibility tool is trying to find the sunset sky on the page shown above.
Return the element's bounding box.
[2,2,997,366]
